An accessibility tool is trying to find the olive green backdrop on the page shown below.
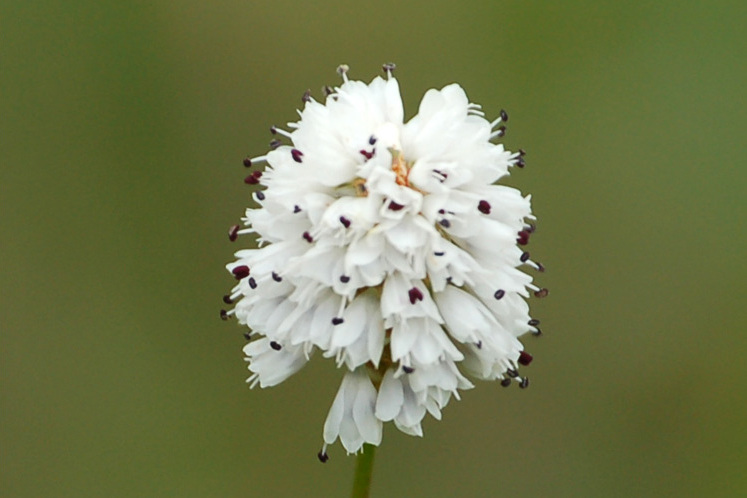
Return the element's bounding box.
[2,1,745,496]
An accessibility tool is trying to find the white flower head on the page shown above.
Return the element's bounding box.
[222,64,547,460]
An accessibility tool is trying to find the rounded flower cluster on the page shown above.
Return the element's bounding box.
[223,64,546,460]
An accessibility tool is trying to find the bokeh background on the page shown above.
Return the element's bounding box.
[2,1,745,496]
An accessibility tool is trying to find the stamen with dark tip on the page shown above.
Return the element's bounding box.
[506,368,519,378]
[243,157,252,167]
[501,378,512,387]
[439,219,451,228]
[272,271,282,282]
[434,251,445,256]
[302,89,311,103]
[519,377,530,389]
[232,265,250,280]
[388,200,405,211]
[317,451,329,463]
[220,309,228,320]
[517,230,530,245]
[291,149,304,163]
[495,125,506,137]
[534,288,549,298]
[339,275,350,283]
[339,216,351,228]
[243,332,252,341]
[528,319,540,327]
[360,149,374,160]
[519,149,526,156]
[520,251,530,263]
[402,366,414,374]
[244,171,262,184]
[494,289,505,300]
[382,62,396,74]
[248,277,257,289]
[270,341,282,351]
[532,327,543,337]
[536,262,546,273]
[516,157,526,168]
[256,191,265,201]
[476,341,483,349]
[331,317,344,326]
[303,231,313,243]
[293,205,301,213]
[369,135,377,145]
[222,295,233,305]
[518,351,533,366]
[500,109,509,122]
[408,287,424,305]
[478,200,491,214]
[229,224,240,242]
[269,139,282,150]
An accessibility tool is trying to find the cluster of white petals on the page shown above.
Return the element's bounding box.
[225,65,544,458]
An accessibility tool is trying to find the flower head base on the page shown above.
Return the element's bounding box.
[224,64,547,459]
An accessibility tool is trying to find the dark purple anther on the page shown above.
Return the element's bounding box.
[360,149,374,160]
[518,351,533,366]
[528,319,540,326]
[388,201,405,211]
[506,369,519,378]
[339,275,350,283]
[369,135,377,145]
[500,109,509,122]
[270,341,282,351]
[244,171,262,184]
[293,205,301,213]
[243,332,252,341]
[402,366,414,374]
[434,251,445,256]
[494,289,505,300]
[331,317,344,326]
[232,265,250,280]
[516,157,525,168]
[519,377,530,389]
[229,224,240,242]
[220,309,228,321]
[222,295,233,304]
[408,287,424,305]
[534,288,549,298]
[272,271,282,282]
[495,125,506,137]
[303,231,313,243]
[439,219,451,228]
[501,378,512,387]
[256,191,265,201]
[302,89,311,103]
[270,126,278,135]
[318,451,329,463]
[248,277,257,289]
[243,157,252,167]
[478,200,491,214]
[269,139,282,150]
[339,216,351,228]
[291,149,304,163]
[520,252,530,263]
[517,230,530,245]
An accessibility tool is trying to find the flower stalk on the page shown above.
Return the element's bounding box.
[351,444,377,498]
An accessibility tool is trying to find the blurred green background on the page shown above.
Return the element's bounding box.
[2,0,745,496]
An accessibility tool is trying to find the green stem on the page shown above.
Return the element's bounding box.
[350,443,377,498]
